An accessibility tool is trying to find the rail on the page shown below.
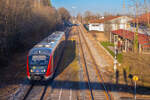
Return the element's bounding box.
[78,25,111,100]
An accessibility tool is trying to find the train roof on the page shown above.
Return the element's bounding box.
[29,31,64,55]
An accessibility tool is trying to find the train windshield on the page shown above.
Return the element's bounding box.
[29,55,50,66]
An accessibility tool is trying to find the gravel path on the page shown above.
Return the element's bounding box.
[79,26,109,68]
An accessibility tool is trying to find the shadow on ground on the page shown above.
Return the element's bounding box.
[0,38,150,97]
[54,40,76,78]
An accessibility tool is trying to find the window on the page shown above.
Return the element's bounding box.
[29,55,50,66]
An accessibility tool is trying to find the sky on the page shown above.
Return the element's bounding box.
[51,0,145,16]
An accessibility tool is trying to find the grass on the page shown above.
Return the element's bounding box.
[101,41,150,95]
[59,39,80,81]
[100,41,123,63]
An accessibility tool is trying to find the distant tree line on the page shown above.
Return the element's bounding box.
[0,0,70,65]
[83,11,102,24]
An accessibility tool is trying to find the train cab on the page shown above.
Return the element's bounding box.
[27,48,53,80]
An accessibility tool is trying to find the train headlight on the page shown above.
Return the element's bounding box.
[43,69,46,72]
[31,69,33,72]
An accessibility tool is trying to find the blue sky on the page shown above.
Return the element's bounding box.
[51,0,144,15]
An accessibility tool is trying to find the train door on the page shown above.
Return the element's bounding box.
[58,39,64,56]
[53,48,58,70]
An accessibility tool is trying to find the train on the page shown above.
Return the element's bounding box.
[26,31,66,80]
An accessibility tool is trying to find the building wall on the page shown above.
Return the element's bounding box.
[110,33,134,52]
[104,16,133,40]
[89,23,104,31]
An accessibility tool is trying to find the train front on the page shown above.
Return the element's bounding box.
[26,48,52,80]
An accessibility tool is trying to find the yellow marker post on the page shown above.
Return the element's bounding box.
[71,38,75,42]
[133,76,139,100]
[133,76,139,81]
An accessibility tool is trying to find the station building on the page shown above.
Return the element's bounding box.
[110,29,150,53]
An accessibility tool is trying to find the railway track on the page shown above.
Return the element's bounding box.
[10,27,79,100]
[9,26,111,100]
[77,25,111,100]
[21,45,66,100]
[77,27,94,100]
[21,81,50,100]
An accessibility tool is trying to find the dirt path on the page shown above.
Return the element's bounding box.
[79,24,113,67]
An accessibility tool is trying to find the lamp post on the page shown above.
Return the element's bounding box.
[72,6,76,24]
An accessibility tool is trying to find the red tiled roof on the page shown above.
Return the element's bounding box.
[112,29,150,48]
[131,12,150,24]
[89,16,120,23]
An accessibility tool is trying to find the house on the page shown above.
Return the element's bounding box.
[88,16,120,31]
[130,12,150,25]
[110,29,150,52]
[88,18,105,31]
[88,16,133,32]
[108,13,150,53]
[105,16,133,30]
[88,16,133,41]
[88,22,104,31]
[104,16,133,40]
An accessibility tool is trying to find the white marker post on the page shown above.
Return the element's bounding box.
[133,76,139,100]
[114,41,118,72]
[114,35,118,72]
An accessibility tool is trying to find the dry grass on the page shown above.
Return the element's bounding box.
[57,27,80,82]
[120,53,150,86]
[103,52,150,98]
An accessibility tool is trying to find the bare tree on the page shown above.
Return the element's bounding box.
[0,0,69,64]
[83,11,102,24]
[84,11,93,23]
[143,0,150,26]
[95,13,101,19]
[129,0,143,52]
[77,13,83,23]
[58,7,71,21]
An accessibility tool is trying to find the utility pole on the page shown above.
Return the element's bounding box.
[123,0,125,11]
[72,6,76,24]
[122,0,128,52]
[144,0,150,26]
[134,0,139,53]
